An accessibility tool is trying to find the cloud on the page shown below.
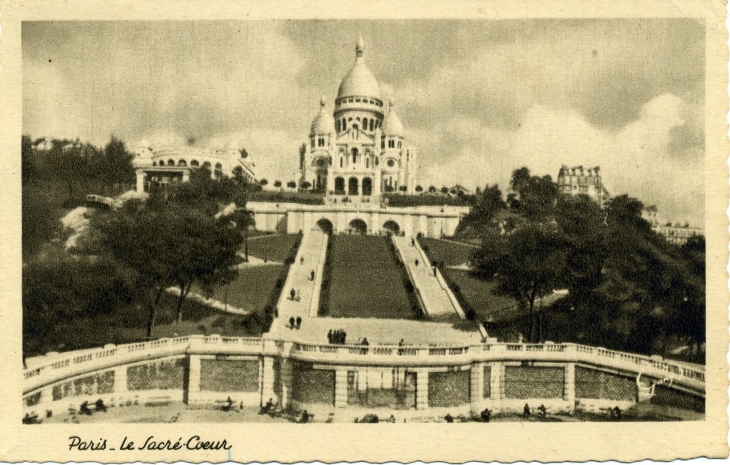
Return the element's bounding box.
[418,94,704,226]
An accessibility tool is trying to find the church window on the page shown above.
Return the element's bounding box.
[343,119,347,130]
[352,148,358,163]
[375,157,379,166]
[387,159,395,168]
[397,141,402,149]
[356,98,361,102]
[369,119,374,131]
[340,157,343,168]
[348,117,353,121]
[348,98,354,103]
[388,140,395,149]
[381,140,385,149]
[353,124,359,131]
[336,121,340,132]
[318,137,325,147]
[366,157,369,168]
[362,118,367,129]
[311,138,315,148]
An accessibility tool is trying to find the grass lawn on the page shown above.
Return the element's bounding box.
[189,265,284,313]
[443,269,520,322]
[419,238,476,267]
[245,234,299,262]
[324,235,415,319]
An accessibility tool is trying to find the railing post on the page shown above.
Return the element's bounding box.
[280,358,293,410]
[334,369,348,408]
[490,362,504,411]
[564,363,576,413]
[416,370,429,410]
[470,363,483,416]
[261,356,276,406]
[186,354,202,406]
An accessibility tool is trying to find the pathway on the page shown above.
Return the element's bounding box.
[392,235,464,319]
[273,230,329,328]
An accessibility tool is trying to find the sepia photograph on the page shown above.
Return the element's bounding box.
[3,2,727,462]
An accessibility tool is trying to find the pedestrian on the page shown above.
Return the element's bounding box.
[300,256,304,265]
[311,270,315,280]
[296,317,302,329]
[361,337,369,354]
[538,404,547,417]
[411,238,415,246]
[342,330,347,345]
[296,289,301,302]
[523,403,531,418]
[327,329,333,344]
[290,288,296,300]
[613,406,622,420]
[444,413,454,423]
[480,408,492,422]
[433,266,437,276]
[415,259,419,267]
[289,317,295,329]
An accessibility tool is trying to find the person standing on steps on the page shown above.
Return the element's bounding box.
[300,256,304,265]
[296,317,302,329]
[310,269,315,281]
[290,288,296,300]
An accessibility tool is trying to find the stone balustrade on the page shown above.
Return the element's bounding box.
[25,336,704,399]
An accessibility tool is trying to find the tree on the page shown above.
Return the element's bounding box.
[260,179,268,187]
[415,185,423,193]
[508,168,559,222]
[274,180,282,190]
[428,186,436,193]
[301,181,312,190]
[441,186,449,194]
[473,225,568,341]
[287,181,297,189]
[399,185,407,193]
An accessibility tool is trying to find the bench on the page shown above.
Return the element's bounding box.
[145,395,172,407]
[214,399,239,412]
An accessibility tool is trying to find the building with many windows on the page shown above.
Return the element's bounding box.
[132,144,256,193]
[557,165,610,208]
[299,35,417,204]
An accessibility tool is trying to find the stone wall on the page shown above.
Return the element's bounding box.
[52,370,115,401]
[127,358,185,391]
[575,366,636,402]
[428,370,470,408]
[292,361,335,405]
[505,366,564,399]
[200,359,259,393]
[651,384,704,413]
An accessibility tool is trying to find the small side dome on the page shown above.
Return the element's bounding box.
[382,99,404,137]
[310,95,336,135]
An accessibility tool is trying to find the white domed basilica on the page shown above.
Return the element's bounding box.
[300,35,417,203]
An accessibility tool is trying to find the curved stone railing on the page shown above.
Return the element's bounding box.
[25,335,704,399]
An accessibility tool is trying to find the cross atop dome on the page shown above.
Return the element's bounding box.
[356,33,365,59]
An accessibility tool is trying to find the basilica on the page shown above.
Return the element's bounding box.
[299,36,417,203]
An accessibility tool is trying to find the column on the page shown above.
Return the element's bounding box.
[279,358,293,409]
[564,363,576,413]
[334,369,348,408]
[261,356,276,405]
[490,362,503,411]
[470,363,483,415]
[187,355,202,405]
[135,170,146,193]
[114,365,128,394]
[416,370,429,410]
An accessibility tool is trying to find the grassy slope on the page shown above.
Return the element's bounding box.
[326,235,415,319]
[246,234,299,262]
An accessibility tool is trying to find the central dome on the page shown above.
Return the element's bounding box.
[337,35,381,100]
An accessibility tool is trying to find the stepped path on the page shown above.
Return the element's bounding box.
[392,235,464,319]
[272,230,329,329]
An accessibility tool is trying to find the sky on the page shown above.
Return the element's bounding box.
[23,19,705,226]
